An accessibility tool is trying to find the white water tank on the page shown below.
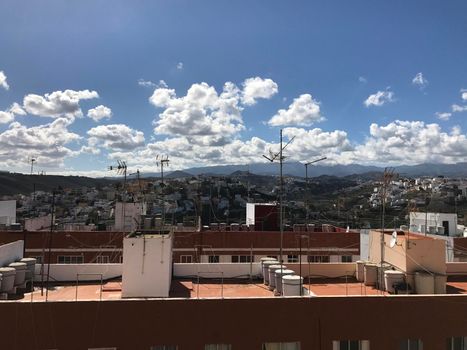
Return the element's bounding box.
[0,267,16,293]
[262,260,278,285]
[260,257,277,277]
[274,269,295,295]
[267,264,286,291]
[356,261,366,282]
[282,275,303,296]
[434,274,447,294]
[9,262,27,286]
[364,263,378,286]
[20,258,37,281]
[384,270,405,293]
[415,271,435,294]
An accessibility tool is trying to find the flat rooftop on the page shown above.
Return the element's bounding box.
[15,276,467,302]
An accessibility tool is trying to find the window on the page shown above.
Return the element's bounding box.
[180,255,193,263]
[447,337,467,350]
[231,255,253,263]
[287,255,299,263]
[333,340,370,350]
[341,255,353,263]
[150,346,177,350]
[96,255,110,264]
[208,255,220,263]
[400,339,423,350]
[205,345,232,350]
[263,342,301,350]
[308,255,330,263]
[57,255,84,264]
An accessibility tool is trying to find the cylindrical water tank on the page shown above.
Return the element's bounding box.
[274,269,295,295]
[267,264,286,291]
[434,274,447,294]
[0,267,16,293]
[282,275,303,296]
[384,270,405,293]
[356,261,366,282]
[20,257,37,281]
[260,257,277,277]
[262,260,278,285]
[415,271,435,294]
[364,263,378,286]
[9,262,27,286]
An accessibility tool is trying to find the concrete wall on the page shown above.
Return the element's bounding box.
[174,263,262,278]
[33,263,122,282]
[360,229,370,261]
[286,263,356,278]
[446,262,467,275]
[0,200,16,225]
[122,234,172,298]
[115,202,146,232]
[0,240,23,266]
[24,215,51,231]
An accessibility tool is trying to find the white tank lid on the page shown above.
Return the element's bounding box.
[263,260,279,267]
[275,269,294,275]
[260,257,277,262]
[9,262,27,269]
[20,258,37,265]
[0,267,17,276]
[268,264,286,270]
[385,270,404,275]
[283,275,304,283]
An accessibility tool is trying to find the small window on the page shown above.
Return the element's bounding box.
[400,339,423,350]
[96,255,110,264]
[287,255,299,263]
[208,255,220,263]
[231,255,252,263]
[180,255,193,263]
[57,255,84,264]
[263,342,301,350]
[333,340,370,350]
[341,255,353,263]
[308,255,330,263]
[446,337,467,350]
[205,345,232,350]
[150,346,177,350]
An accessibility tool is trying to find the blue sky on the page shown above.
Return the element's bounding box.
[0,1,466,175]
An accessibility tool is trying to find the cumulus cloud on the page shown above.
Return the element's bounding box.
[358,76,368,84]
[241,77,278,105]
[412,72,428,89]
[0,71,9,90]
[364,90,394,107]
[452,104,467,113]
[436,112,452,121]
[138,79,156,88]
[87,105,112,122]
[23,89,99,119]
[462,89,467,101]
[87,124,145,151]
[0,118,81,168]
[0,103,27,124]
[176,62,184,70]
[268,94,324,127]
[150,81,244,146]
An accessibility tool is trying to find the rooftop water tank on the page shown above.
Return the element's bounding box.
[384,270,405,293]
[415,271,435,294]
[262,260,279,285]
[0,267,16,293]
[9,262,27,286]
[364,263,378,286]
[434,274,447,294]
[282,275,303,296]
[274,269,295,295]
[267,264,286,291]
[230,223,240,231]
[356,261,366,282]
[20,257,37,281]
[260,257,277,277]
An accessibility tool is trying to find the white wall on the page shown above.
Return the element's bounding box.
[174,263,262,278]
[115,202,146,232]
[360,229,370,260]
[25,215,51,231]
[0,240,23,267]
[246,203,255,226]
[33,263,122,282]
[122,234,172,298]
[0,200,16,225]
[410,212,457,236]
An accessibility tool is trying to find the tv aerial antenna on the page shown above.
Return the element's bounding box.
[28,156,37,175]
[156,155,170,186]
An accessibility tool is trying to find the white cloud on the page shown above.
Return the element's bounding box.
[436,112,452,121]
[23,89,99,118]
[176,62,184,70]
[0,71,9,90]
[241,77,278,105]
[138,79,156,88]
[87,124,145,151]
[0,103,27,124]
[412,72,428,89]
[452,104,467,113]
[358,76,368,84]
[87,105,112,122]
[364,90,394,107]
[150,81,244,146]
[268,94,324,127]
[0,118,81,168]
[461,89,467,101]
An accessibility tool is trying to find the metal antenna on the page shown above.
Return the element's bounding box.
[156,155,170,229]
[262,129,295,296]
[109,160,128,232]
[28,156,36,175]
[303,157,327,222]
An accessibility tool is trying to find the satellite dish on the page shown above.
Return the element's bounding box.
[389,230,398,248]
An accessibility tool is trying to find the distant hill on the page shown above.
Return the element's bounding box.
[165,170,194,179]
[0,173,115,196]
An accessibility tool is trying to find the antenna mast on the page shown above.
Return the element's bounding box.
[304,156,327,223]
[380,167,395,292]
[109,160,128,232]
[156,155,170,228]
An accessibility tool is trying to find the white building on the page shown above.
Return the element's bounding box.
[0,200,16,226]
[114,202,147,232]
[122,232,173,298]
[409,212,457,236]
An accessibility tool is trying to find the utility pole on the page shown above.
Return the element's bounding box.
[43,190,55,299]
[304,157,327,223]
[380,168,395,292]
